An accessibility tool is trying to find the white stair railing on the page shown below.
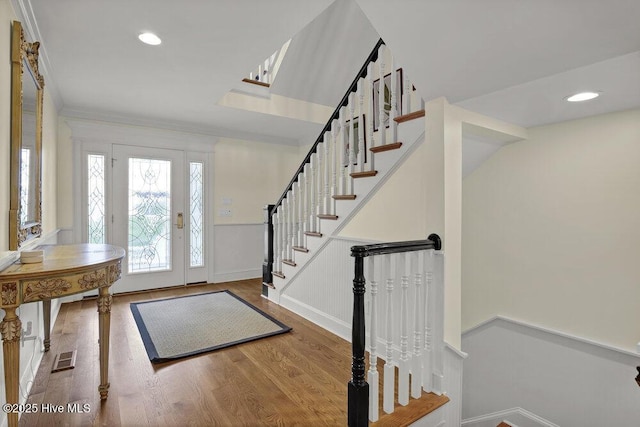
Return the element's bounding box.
[268,39,425,284]
[348,235,444,425]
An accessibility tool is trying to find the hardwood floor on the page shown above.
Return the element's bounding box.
[20,279,353,426]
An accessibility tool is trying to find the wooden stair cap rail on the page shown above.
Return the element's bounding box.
[394,109,425,123]
[242,78,270,88]
[333,194,357,200]
[370,142,402,154]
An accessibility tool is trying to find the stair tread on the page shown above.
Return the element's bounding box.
[292,246,309,253]
[394,109,425,123]
[304,231,323,237]
[318,214,338,220]
[333,194,357,200]
[272,271,285,279]
[241,77,270,88]
[370,142,403,153]
[282,259,296,267]
[497,423,512,427]
[351,170,378,178]
[371,392,449,427]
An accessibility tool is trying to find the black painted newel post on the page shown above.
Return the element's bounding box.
[262,204,275,296]
[348,246,369,427]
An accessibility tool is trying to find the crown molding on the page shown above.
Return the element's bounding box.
[11,0,64,111]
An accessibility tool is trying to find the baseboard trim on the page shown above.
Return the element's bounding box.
[279,295,351,342]
[462,407,559,427]
[213,269,261,283]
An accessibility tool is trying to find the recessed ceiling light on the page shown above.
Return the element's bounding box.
[566,91,600,102]
[138,32,162,46]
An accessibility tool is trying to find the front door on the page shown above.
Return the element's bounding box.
[112,145,187,293]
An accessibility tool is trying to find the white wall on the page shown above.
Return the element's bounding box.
[462,317,640,427]
[462,109,640,352]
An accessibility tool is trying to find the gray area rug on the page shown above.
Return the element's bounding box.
[130,290,291,363]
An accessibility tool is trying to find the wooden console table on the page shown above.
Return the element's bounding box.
[0,244,125,427]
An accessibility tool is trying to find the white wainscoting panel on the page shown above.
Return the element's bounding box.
[462,407,560,427]
[213,224,263,283]
[462,316,640,427]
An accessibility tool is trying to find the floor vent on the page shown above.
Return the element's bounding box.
[52,350,77,372]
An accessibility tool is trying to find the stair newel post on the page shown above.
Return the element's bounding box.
[367,256,379,422]
[422,249,434,392]
[398,251,410,406]
[339,108,348,196]
[431,248,445,395]
[383,253,395,414]
[366,62,375,172]
[390,60,398,145]
[323,132,331,215]
[331,119,339,215]
[411,251,424,398]
[348,92,356,195]
[377,44,386,147]
[348,246,369,427]
[357,78,365,172]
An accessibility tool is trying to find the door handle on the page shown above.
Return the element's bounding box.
[176,212,184,229]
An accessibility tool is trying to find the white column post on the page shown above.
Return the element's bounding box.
[309,154,317,233]
[297,178,304,246]
[422,249,433,392]
[273,209,280,272]
[330,119,339,214]
[348,93,356,194]
[316,142,324,216]
[339,108,348,196]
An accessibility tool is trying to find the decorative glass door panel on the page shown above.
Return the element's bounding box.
[112,145,185,292]
[128,157,172,273]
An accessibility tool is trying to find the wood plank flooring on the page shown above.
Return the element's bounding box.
[18,278,446,426]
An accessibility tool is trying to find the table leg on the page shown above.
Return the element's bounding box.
[97,286,112,400]
[42,300,51,352]
[1,307,21,427]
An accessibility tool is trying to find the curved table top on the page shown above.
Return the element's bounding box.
[0,244,126,280]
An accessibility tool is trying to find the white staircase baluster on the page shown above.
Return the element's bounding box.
[291,185,298,250]
[383,253,395,414]
[357,78,365,172]
[279,209,284,271]
[297,178,304,246]
[309,154,317,232]
[398,252,410,406]
[316,142,324,215]
[403,68,411,115]
[411,251,423,398]
[330,119,339,214]
[431,248,444,395]
[422,249,433,392]
[273,209,280,273]
[367,256,379,422]
[303,164,310,239]
[339,108,348,196]
[367,62,375,171]
[324,132,331,215]
[348,93,356,194]
[377,44,386,147]
[285,194,292,262]
[390,60,398,144]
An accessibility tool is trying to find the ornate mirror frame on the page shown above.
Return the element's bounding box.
[9,20,44,250]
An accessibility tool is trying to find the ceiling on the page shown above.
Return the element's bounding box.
[14,0,640,156]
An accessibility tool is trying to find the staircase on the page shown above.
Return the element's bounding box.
[263,40,449,426]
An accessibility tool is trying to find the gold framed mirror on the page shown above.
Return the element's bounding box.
[9,20,44,250]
